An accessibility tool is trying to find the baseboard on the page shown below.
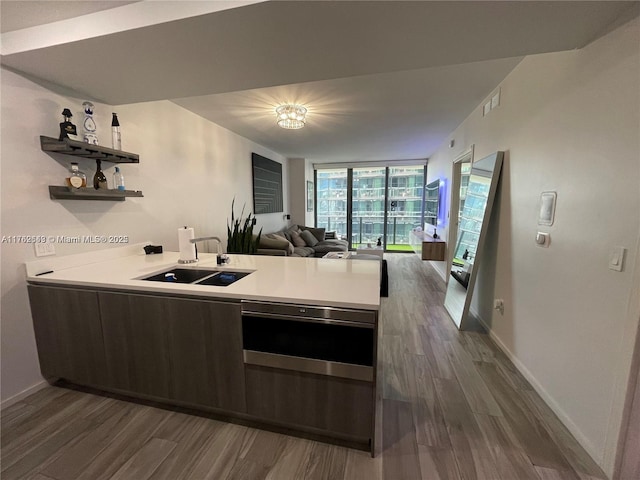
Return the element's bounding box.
[1,380,49,409]
[475,314,605,474]
[429,260,447,282]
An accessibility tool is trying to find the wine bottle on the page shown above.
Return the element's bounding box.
[93,159,108,190]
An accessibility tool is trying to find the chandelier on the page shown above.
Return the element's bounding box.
[276,104,307,129]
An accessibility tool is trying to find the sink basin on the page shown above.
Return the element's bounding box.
[141,268,219,284]
[141,268,253,286]
[196,271,252,286]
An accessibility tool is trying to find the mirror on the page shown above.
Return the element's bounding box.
[444,151,504,329]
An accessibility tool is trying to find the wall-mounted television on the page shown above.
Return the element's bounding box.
[425,179,441,226]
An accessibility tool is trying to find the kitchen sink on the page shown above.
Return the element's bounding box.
[196,271,252,286]
[141,268,219,284]
[141,268,252,286]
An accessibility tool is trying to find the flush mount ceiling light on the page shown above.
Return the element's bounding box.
[276,104,307,129]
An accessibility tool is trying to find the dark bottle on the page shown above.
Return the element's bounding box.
[93,159,108,190]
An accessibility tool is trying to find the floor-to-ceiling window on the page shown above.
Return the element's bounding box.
[316,169,348,239]
[352,167,386,248]
[316,164,426,251]
[386,166,424,251]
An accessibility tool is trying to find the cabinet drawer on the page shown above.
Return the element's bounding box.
[245,365,373,440]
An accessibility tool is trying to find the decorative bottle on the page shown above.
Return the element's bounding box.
[93,159,108,190]
[111,113,121,150]
[66,162,86,189]
[112,166,125,191]
[82,101,98,145]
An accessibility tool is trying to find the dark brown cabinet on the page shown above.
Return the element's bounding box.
[245,365,373,441]
[99,292,173,398]
[98,292,246,412]
[165,298,246,412]
[27,284,377,453]
[29,285,245,413]
[28,285,107,386]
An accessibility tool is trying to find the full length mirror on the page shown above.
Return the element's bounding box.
[444,151,504,330]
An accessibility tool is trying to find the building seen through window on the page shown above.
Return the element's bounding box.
[316,165,425,251]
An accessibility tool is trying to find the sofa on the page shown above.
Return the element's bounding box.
[256,225,348,258]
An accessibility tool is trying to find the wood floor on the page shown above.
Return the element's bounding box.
[1,254,607,480]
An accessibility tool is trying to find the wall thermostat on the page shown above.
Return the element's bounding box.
[538,191,557,226]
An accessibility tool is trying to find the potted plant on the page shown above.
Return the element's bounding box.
[227,199,262,254]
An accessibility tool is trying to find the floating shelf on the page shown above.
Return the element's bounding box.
[40,136,139,163]
[49,186,144,201]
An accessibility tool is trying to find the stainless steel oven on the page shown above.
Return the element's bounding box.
[241,301,375,382]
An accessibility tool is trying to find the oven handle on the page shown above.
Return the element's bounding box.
[241,310,374,329]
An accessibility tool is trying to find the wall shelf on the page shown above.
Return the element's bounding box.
[40,136,139,163]
[41,135,142,200]
[49,186,143,201]
[410,230,446,261]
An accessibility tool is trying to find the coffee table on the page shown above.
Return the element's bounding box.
[322,251,353,259]
[322,250,388,297]
[356,245,384,259]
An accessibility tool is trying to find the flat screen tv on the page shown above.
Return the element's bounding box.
[425,179,440,226]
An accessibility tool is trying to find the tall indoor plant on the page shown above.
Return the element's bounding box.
[227,198,262,254]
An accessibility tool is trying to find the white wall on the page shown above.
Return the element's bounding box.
[0,68,288,404]
[428,18,640,476]
[288,157,315,227]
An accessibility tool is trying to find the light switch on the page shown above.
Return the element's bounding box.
[608,246,626,272]
[491,89,501,109]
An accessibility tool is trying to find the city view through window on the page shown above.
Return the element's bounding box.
[316,165,426,251]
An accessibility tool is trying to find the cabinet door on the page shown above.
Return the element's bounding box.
[28,285,107,385]
[422,241,446,261]
[99,292,245,412]
[166,298,245,412]
[99,292,172,398]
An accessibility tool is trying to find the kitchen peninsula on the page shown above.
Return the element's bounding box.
[25,244,381,454]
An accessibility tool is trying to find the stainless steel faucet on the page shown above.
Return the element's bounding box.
[190,236,228,264]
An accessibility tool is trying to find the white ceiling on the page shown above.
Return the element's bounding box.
[0,1,141,33]
[1,1,636,163]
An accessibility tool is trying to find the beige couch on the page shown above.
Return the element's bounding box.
[256,225,348,258]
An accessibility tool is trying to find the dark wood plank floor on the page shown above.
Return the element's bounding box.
[1,254,607,480]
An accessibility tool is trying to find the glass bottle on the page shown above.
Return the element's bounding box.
[93,160,108,190]
[66,162,86,189]
[113,166,125,191]
[111,113,121,150]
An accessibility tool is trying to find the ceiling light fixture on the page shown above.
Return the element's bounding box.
[276,104,307,129]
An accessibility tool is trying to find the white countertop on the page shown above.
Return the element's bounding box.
[26,243,381,311]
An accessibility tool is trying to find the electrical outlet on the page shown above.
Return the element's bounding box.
[34,241,55,257]
[493,298,504,315]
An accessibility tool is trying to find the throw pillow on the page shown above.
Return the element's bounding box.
[300,226,326,242]
[259,235,291,252]
[300,229,319,247]
[290,230,306,248]
[325,231,337,240]
[284,226,301,243]
[272,234,294,255]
